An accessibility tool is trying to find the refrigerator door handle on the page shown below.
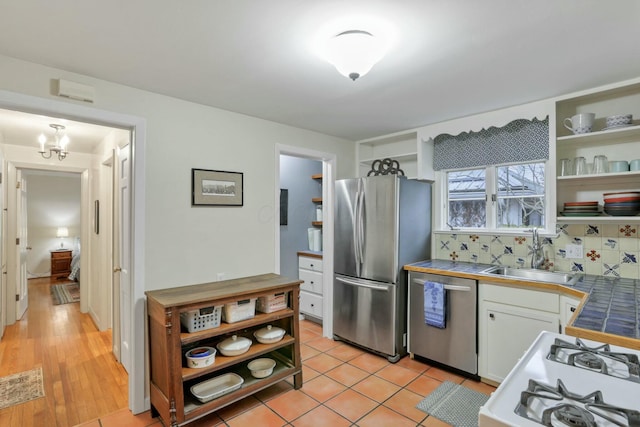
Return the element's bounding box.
[412,279,471,292]
[336,276,391,292]
[357,185,365,264]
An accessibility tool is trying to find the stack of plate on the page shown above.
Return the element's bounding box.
[560,201,600,217]
[603,192,640,216]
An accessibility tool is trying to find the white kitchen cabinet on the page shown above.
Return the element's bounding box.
[478,283,560,384]
[560,295,581,333]
[298,254,323,321]
[555,79,640,224]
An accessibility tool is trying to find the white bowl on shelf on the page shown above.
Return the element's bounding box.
[247,358,276,378]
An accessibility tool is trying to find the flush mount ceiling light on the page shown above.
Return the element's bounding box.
[325,30,387,81]
[38,123,69,161]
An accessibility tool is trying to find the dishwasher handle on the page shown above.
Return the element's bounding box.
[412,278,471,292]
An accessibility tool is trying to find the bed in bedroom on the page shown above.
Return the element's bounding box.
[68,250,80,281]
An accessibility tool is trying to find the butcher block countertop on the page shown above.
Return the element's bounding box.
[405,260,640,350]
[146,273,302,307]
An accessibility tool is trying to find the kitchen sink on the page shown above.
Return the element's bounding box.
[481,266,578,285]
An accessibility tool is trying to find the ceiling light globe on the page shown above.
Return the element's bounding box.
[325,30,386,81]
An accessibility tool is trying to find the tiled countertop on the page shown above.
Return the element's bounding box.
[405,260,640,349]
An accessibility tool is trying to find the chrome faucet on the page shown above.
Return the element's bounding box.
[530,228,545,270]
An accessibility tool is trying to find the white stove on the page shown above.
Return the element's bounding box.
[479,331,640,427]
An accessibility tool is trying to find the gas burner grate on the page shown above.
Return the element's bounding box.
[548,338,640,382]
[515,379,640,427]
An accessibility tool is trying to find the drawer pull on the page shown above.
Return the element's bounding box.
[570,307,576,312]
[489,313,495,319]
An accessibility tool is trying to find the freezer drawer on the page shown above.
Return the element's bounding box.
[333,274,399,358]
[408,272,477,375]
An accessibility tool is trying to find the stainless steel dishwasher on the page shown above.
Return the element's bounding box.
[408,271,477,376]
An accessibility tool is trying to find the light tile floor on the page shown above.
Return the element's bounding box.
[77,320,495,426]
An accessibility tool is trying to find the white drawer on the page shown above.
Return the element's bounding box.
[300,291,323,318]
[299,256,323,272]
[480,283,560,313]
[299,269,323,294]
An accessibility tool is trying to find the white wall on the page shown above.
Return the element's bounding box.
[0,53,355,289]
[25,173,81,277]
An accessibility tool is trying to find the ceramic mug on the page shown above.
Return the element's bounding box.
[564,113,595,134]
[608,160,629,173]
[630,159,640,171]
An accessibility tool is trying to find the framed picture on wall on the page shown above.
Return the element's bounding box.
[192,169,244,206]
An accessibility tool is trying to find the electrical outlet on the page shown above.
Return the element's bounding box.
[216,273,225,281]
[565,244,583,259]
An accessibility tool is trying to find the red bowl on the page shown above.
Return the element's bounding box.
[603,196,640,203]
[564,201,598,206]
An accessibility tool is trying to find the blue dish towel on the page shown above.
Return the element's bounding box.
[424,281,446,329]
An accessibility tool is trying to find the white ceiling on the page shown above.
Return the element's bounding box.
[1,0,640,143]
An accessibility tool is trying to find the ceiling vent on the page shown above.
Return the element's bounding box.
[55,79,95,103]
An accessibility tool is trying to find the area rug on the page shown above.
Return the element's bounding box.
[416,381,490,427]
[0,367,45,410]
[51,282,80,305]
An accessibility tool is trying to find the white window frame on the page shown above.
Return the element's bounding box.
[437,159,549,234]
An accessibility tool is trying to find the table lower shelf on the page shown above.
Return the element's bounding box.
[183,352,300,419]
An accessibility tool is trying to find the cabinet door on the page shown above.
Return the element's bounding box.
[479,301,559,383]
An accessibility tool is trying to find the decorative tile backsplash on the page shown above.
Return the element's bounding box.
[434,223,640,279]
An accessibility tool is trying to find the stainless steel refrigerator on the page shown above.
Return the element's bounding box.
[333,175,431,362]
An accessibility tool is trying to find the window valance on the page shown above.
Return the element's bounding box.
[433,117,549,171]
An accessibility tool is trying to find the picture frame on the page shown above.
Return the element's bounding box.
[192,168,244,206]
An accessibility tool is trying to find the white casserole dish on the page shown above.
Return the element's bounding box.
[216,335,252,356]
[253,325,285,344]
[190,372,244,403]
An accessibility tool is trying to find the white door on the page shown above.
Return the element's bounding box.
[15,170,28,320]
[0,150,5,337]
[117,144,131,373]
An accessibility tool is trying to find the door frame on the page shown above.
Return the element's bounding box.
[6,164,88,317]
[275,144,335,339]
[0,90,147,414]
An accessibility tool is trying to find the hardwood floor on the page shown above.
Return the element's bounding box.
[0,277,128,427]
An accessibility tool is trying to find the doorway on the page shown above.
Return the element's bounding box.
[0,90,147,414]
[275,144,336,339]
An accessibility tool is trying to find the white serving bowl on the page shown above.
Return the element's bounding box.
[606,114,632,127]
[216,335,252,356]
[253,325,285,344]
[247,358,276,378]
[185,346,216,369]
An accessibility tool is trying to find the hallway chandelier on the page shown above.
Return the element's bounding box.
[38,124,69,161]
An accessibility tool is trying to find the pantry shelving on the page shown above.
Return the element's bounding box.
[146,274,302,427]
[554,80,640,223]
